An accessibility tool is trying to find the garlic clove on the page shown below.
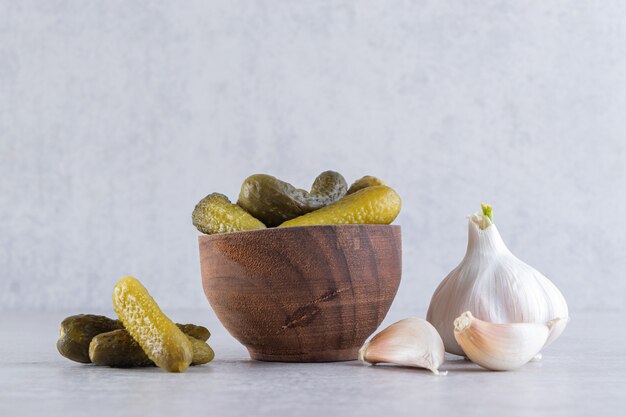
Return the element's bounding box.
[453,311,561,371]
[358,318,446,375]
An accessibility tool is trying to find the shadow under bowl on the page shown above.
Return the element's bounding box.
[199,224,402,362]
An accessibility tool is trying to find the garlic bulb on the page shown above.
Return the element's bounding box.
[426,204,568,356]
[453,311,563,371]
[358,318,446,375]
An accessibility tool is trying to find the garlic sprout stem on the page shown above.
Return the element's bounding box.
[481,202,493,222]
[470,203,494,230]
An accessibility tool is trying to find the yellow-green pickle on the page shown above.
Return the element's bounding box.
[56,314,123,363]
[279,185,402,227]
[188,336,215,365]
[89,329,214,367]
[113,276,193,372]
[192,193,266,234]
[237,171,348,226]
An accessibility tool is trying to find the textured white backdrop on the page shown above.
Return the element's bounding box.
[1,1,625,314]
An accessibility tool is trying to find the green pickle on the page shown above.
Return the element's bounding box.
[176,323,211,342]
[347,175,387,194]
[192,193,266,235]
[56,314,123,363]
[89,329,154,367]
[237,171,348,226]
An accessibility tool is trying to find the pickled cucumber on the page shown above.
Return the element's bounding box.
[176,323,211,342]
[56,314,123,363]
[237,171,348,226]
[192,193,266,235]
[188,336,215,365]
[89,329,154,367]
[347,176,387,195]
[278,185,401,227]
[113,276,193,372]
[89,330,214,367]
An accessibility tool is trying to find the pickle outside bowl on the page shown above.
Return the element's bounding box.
[198,224,402,362]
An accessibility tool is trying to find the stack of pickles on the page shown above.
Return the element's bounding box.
[192,171,402,234]
[57,276,214,372]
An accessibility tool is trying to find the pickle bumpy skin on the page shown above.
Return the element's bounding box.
[278,185,401,227]
[112,276,193,372]
[192,193,266,235]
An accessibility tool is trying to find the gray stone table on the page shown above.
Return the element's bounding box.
[0,310,622,417]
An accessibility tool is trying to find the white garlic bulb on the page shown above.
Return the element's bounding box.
[358,318,446,375]
[426,204,569,356]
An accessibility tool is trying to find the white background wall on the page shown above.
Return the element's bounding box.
[1,1,625,316]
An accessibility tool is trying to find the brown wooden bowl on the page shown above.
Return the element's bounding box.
[198,224,401,362]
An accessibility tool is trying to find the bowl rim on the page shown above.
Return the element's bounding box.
[197,224,401,242]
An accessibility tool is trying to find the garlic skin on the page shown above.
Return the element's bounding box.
[426,205,569,356]
[453,311,562,371]
[358,318,446,375]
[544,316,570,348]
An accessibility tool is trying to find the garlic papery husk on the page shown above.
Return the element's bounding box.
[426,204,569,356]
[453,311,563,371]
[358,318,446,375]
[544,316,570,348]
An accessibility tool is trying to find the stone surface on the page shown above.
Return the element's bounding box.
[0,310,622,417]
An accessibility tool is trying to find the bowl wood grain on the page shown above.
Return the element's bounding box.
[199,224,401,362]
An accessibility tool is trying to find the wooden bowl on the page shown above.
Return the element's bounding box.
[198,224,401,362]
